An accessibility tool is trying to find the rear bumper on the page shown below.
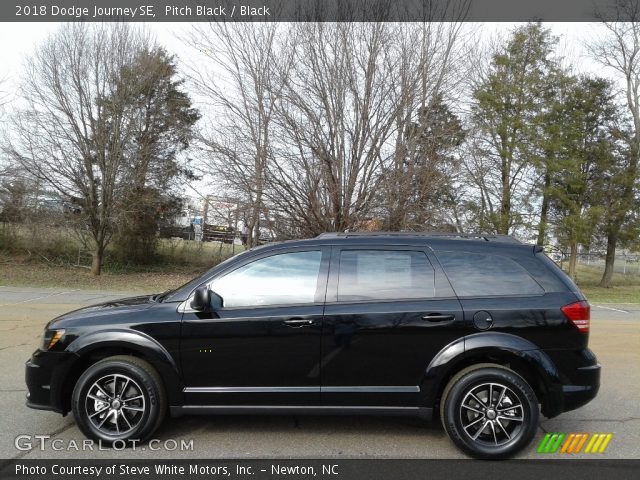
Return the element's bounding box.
[542,349,600,418]
[25,349,78,415]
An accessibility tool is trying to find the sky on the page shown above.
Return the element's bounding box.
[0,22,192,99]
[0,21,618,202]
[0,22,612,95]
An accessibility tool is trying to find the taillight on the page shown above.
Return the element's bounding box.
[561,301,590,333]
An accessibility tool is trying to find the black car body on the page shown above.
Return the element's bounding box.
[26,233,600,458]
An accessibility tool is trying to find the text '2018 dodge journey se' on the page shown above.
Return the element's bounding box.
[26,232,600,459]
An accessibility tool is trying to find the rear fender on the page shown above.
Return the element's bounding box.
[420,332,561,410]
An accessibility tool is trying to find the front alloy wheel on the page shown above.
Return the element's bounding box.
[85,373,146,436]
[72,355,166,444]
[441,365,539,459]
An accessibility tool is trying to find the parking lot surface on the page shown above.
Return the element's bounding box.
[1,286,638,459]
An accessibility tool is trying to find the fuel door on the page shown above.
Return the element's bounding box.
[473,310,494,331]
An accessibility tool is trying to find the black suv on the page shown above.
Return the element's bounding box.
[26,233,600,459]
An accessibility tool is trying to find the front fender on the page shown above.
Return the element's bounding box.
[65,329,183,405]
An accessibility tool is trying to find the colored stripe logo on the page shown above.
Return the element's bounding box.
[537,433,613,454]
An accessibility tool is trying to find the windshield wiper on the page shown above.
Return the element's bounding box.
[151,290,172,303]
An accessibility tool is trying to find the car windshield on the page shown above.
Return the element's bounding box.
[159,248,256,302]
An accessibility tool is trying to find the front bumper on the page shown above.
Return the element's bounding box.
[25,349,78,415]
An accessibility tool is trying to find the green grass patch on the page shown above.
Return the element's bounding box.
[579,285,640,304]
[569,263,640,304]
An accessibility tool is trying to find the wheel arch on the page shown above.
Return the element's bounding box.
[421,332,561,417]
[58,330,183,414]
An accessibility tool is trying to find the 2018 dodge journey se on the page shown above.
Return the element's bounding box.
[25,232,600,459]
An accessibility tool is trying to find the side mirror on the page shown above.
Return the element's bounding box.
[190,286,224,311]
[190,286,210,311]
[210,291,223,310]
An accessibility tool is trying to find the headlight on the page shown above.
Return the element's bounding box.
[41,329,65,350]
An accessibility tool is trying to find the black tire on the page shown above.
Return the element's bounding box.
[72,355,166,445]
[440,364,539,459]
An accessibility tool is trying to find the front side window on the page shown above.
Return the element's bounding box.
[210,250,322,307]
[337,250,435,301]
[436,251,544,297]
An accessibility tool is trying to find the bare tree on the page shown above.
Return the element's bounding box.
[266,22,402,235]
[186,22,289,247]
[4,24,151,275]
[272,20,469,236]
[0,74,9,109]
[381,18,469,231]
[0,76,10,181]
[188,3,469,239]
[589,0,640,287]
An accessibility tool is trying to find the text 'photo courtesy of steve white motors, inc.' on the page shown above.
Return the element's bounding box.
[1,0,640,479]
[13,462,340,477]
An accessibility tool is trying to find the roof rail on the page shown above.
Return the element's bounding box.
[315,231,522,244]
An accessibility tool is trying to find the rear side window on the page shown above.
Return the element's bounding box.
[436,251,544,297]
[337,250,435,301]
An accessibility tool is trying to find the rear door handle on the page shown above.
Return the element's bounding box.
[422,314,455,322]
[284,318,314,327]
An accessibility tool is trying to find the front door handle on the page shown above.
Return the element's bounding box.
[422,314,455,322]
[283,318,314,327]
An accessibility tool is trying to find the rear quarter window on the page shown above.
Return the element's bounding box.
[436,251,544,297]
[534,251,582,294]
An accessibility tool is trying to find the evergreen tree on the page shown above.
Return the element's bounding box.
[106,48,200,264]
[548,77,619,279]
[471,23,559,234]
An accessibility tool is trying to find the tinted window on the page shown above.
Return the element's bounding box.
[437,251,543,296]
[210,251,322,307]
[337,250,435,301]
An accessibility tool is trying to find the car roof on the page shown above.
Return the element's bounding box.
[316,232,521,243]
[251,232,534,255]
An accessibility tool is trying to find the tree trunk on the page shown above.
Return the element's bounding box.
[568,242,578,280]
[499,158,511,234]
[537,171,551,246]
[246,212,260,249]
[599,230,617,288]
[246,221,255,249]
[91,247,104,276]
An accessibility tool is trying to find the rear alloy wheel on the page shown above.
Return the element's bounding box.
[441,365,539,459]
[72,355,166,445]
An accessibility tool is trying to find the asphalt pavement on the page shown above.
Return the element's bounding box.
[0,286,638,460]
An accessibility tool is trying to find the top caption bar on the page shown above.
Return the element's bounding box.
[3,0,637,22]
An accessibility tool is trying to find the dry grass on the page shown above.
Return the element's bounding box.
[0,223,244,293]
[0,261,197,293]
[0,223,244,273]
